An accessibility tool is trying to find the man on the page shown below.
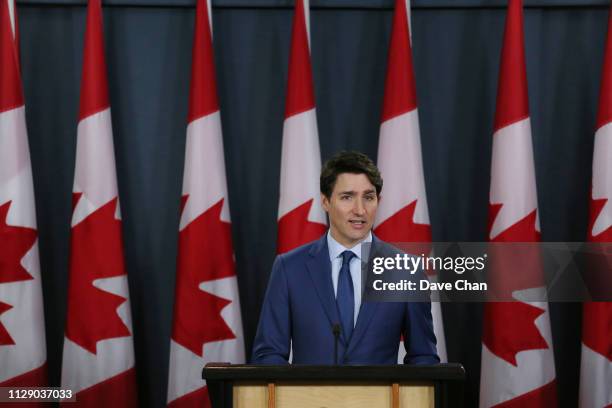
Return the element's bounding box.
[252,151,439,365]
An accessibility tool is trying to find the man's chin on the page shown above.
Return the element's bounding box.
[348,232,369,244]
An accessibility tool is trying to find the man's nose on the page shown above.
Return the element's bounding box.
[353,199,366,215]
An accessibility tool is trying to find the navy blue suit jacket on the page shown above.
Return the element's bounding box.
[251,234,439,365]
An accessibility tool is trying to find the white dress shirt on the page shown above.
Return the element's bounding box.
[327,231,372,326]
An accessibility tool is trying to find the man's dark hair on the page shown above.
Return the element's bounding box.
[320,151,383,198]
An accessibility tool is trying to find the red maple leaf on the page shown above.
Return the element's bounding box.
[0,301,15,346]
[488,204,540,243]
[172,198,237,357]
[484,206,550,365]
[0,201,37,347]
[487,208,544,295]
[482,302,548,366]
[374,200,431,242]
[0,201,37,284]
[277,199,326,254]
[374,200,432,261]
[65,197,131,354]
[589,198,612,242]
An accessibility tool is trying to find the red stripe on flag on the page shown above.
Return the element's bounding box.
[582,302,612,361]
[12,0,19,62]
[0,362,47,387]
[493,0,529,133]
[188,0,219,123]
[589,197,612,241]
[168,386,211,408]
[64,368,138,408]
[492,380,558,408]
[79,0,110,121]
[381,0,418,123]
[0,0,23,113]
[597,10,612,129]
[284,0,315,119]
[0,363,48,408]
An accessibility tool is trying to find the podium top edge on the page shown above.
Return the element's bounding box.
[202,363,465,381]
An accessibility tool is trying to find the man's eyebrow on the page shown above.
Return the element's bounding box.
[337,189,376,195]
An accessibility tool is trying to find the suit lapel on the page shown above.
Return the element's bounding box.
[347,299,379,355]
[305,236,345,344]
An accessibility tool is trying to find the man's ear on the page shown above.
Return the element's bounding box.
[321,193,330,212]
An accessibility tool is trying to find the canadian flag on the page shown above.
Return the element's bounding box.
[61,0,138,405]
[0,0,48,393]
[167,0,245,406]
[276,0,326,254]
[579,7,612,408]
[373,0,447,364]
[479,1,557,406]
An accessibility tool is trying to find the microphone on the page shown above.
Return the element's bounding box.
[332,324,341,365]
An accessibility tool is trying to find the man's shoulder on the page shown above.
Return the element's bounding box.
[276,237,323,264]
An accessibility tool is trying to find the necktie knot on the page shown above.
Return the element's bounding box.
[341,250,356,267]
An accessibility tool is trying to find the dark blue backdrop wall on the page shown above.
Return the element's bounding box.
[15,0,605,406]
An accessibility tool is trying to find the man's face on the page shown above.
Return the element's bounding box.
[321,172,379,248]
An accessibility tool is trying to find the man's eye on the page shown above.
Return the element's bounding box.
[365,195,375,201]
[341,195,351,200]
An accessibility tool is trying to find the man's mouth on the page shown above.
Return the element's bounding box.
[349,220,366,228]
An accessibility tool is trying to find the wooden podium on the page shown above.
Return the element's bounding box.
[202,363,465,408]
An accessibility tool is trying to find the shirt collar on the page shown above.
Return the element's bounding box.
[327,230,372,262]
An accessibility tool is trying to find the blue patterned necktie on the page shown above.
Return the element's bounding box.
[337,250,356,342]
